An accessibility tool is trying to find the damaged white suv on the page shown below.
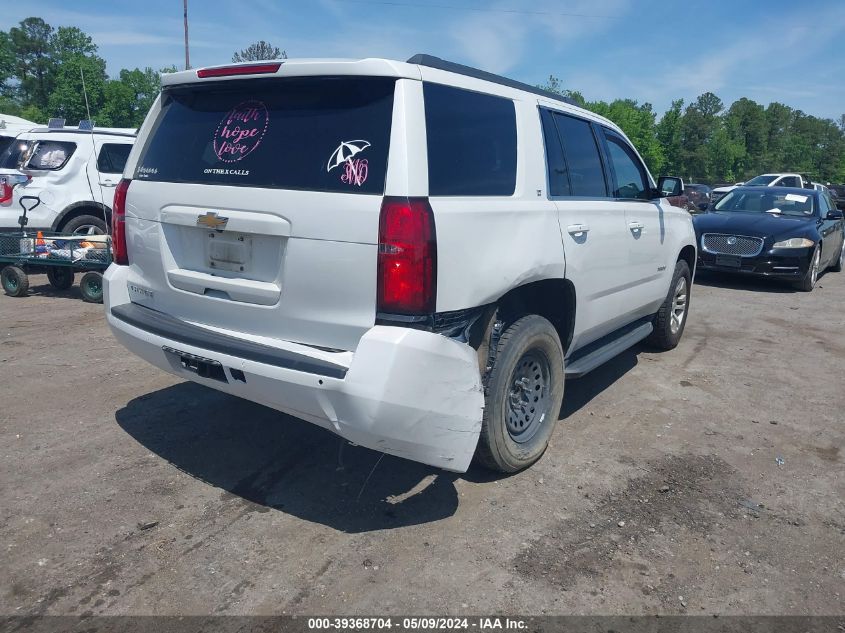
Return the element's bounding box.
[105,55,696,473]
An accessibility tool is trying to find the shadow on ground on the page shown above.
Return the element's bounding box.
[116,382,507,533]
[116,346,638,533]
[693,270,802,294]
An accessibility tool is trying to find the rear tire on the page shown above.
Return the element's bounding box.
[647,259,691,351]
[79,271,104,303]
[61,214,107,236]
[476,315,565,473]
[1,265,30,297]
[47,267,74,290]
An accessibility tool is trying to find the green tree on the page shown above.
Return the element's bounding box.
[725,97,767,179]
[232,40,287,62]
[99,66,167,127]
[536,75,586,107]
[47,53,108,124]
[0,31,15,96]
[9,17,55,109]
[680,92,724,181]
[588,98,664,174]
[656,99,684,176]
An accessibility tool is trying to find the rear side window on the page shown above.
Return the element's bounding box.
[97,143,132,174]
[539,108,570,197]
[26,141,76,170]
[0,135,14,157]
[424,83,517,196]
[135,77,396,194]
[553,113,607,197]
[0,138,28,169]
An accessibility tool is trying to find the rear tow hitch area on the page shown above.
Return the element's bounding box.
[163,346,228,383]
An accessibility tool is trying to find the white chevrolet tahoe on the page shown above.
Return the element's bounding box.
[104,55,697,473]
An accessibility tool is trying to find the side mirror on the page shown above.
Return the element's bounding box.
[656,176,683,198]
[827,209,844,220]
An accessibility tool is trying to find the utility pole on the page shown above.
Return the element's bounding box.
[183,0,190,70]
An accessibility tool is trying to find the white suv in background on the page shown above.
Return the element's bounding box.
[711,172,809,204]
[0,125,136,234]
[105,55,696,473]
[0,114,37,158]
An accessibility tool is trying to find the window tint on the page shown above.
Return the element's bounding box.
[0,135,14,157]
[424,83,517,196]
[136,77,395,194]
[603,132,649,200]
[819,194,830,214]
[97,143,132,174]
[553,113,607,197]
[26,141,75,170]
[539,108,570,196]
[0,138,29,169]
[779,176,800,188]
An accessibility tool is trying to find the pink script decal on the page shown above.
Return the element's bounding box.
[213,101,269,163]
[341,158,369,187]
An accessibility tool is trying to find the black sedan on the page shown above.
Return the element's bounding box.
[693,186,845,291]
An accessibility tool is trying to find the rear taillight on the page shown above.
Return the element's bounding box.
[0,182,11,204]
[196,63,282,78]
[111,178,131,265]
[377,197,437,315]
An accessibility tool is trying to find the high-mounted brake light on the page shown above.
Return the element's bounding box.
[377,197,437,315]
[111,179,131,265]
[196,63,283,78]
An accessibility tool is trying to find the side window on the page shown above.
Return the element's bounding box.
[26,141,76,170]
[780,176,800,188]
[819,194,830,215]
[552,113,607,197]
[424,83,517,196]
[539,108,570,196]
[602,131,649,200]
[97,143,132,174]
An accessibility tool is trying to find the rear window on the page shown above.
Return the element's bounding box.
[0,137,27,169]
[423,83,517,196]
[0,135,15,158]
[26,140,76,170]
[135,77,396,194]
[97,143,132,174]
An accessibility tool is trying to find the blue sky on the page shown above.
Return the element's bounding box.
[4,0,845,120]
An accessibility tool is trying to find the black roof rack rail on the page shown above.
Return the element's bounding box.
[406,54,578,107]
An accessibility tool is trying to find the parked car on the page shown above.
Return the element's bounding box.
[0,124,135,234]
[105,54,697,473]
[683,183,712,211]
[711,173,808,205]
[693,186,844,291]
[828,184,845,211]
[663,179,695,212]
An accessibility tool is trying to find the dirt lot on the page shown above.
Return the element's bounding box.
[1,270,843,617]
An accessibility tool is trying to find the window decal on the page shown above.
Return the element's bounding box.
[328,140,371,187]
[213,100,269,163]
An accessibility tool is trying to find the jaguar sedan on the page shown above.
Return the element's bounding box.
[693,186,845,291]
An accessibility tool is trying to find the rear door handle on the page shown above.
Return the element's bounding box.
[628,221,644,231]
[567,224,590,235]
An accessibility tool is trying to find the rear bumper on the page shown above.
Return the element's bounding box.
[104,264,484,472]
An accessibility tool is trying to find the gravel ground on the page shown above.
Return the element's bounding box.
[1,270,843,616]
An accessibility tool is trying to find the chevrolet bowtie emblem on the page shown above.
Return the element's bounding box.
[197,211,228,230]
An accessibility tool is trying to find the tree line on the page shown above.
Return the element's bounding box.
[0,17,286,130]
[2,17,843,184]
[540,76,845,185]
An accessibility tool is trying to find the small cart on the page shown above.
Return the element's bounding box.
[0,196,111,303]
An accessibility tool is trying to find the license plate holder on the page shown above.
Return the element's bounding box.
[715,254,742,268]
[206,231,252,273]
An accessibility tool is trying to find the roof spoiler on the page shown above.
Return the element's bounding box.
[407,54,578,107]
